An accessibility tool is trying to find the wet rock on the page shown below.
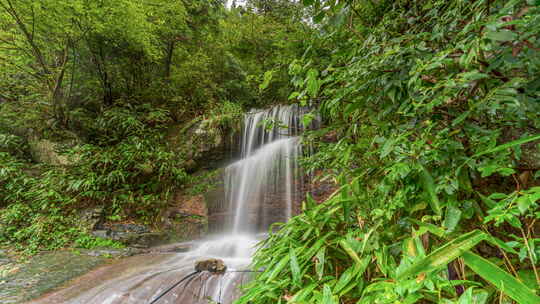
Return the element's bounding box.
[78,207,103,232]
[0,256,10,266]
[163,194,208,242]
[195,259,227,274]
[91,230,108,239]
[124,232,168,248]
[144,243,192,254]
[85,247,143,257]
[0,250,106,303]
[167,117,238,171]
[109,223,150,234]
[91,223,166,248]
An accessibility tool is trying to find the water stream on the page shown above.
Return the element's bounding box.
[35,105,314,304]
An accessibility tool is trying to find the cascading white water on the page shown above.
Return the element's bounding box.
[35,105,315,304]
[226,105,307,233]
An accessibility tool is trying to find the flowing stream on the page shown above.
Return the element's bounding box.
[34,105,314,304]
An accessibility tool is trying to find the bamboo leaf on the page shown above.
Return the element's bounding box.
[397,230,487,279]
[322,284,334,304]
[339,238,361,265]
[315,247,326,280]
[288,282,318,303]
[333,256,370,295]
[419,165,442,216]
[472,134,540,159]
[265,255,290,283]
[290,247,302,287]
[443,205,462,233]
[462,252,540,304]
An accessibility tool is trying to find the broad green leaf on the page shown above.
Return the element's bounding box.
[265,254,290,283]
[485,29,517,42]
[290,248,301,286]
[486,235,518,255]
[288,282,318,303]
[419,165,442,216]
[397,230,487,279]
[313,11,325,23]
[410,219,445,237]
[517,195,533,214]
[444,206,462,233]
[315,247,325,279]
[462,252,540,304]
[322,284,334,304]
[333,265,356,294]
[339,239,362,264]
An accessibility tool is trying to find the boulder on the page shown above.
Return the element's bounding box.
[78,207,103,233]
[195,259,226,274]
[91,223,167,248]
[167,117,239,171]
[163,194,208,242]
[27,136,80,166]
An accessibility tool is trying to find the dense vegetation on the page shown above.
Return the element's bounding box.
[0,0,310,252]
[1,0,540,303]
[237,0,540,303]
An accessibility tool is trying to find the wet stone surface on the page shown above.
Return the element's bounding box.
[0,249,135,303]
[92,223,168,248]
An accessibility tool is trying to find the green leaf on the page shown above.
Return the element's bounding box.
[517,195,533,214]
[443,206,462,233]
[419,165,442,216]
[306,68,320,97]
[313,11,325,23]
[315,247,326,279]
[485,29,517,42]
[452,110,471,127]
[339,238,362,265]
[288,91,300,100]
[462,252,540,304]
[472,134,540,159]
[333,265,356,294]
[259,70,274,91]
[410,219,445,237]
[290,247,302,286]
[265,254,290,283]
[288,282,318,302]
[461,71,489,81]
[397,230,487,279]
[486,235,518,255]
[322,284,334,304]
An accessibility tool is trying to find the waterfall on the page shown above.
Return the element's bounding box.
[226,104,309,233]
[45,104,316,304]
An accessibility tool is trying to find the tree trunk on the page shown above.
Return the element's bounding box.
[164,40,176,79]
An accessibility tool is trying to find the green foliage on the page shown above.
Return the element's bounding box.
[74,234,124,249]
[0,0,307,253]
[0,102,189,252]
[238,0,540,303]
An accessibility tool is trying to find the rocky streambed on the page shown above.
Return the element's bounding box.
[0,249,112,304]
[0,243,191,304]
